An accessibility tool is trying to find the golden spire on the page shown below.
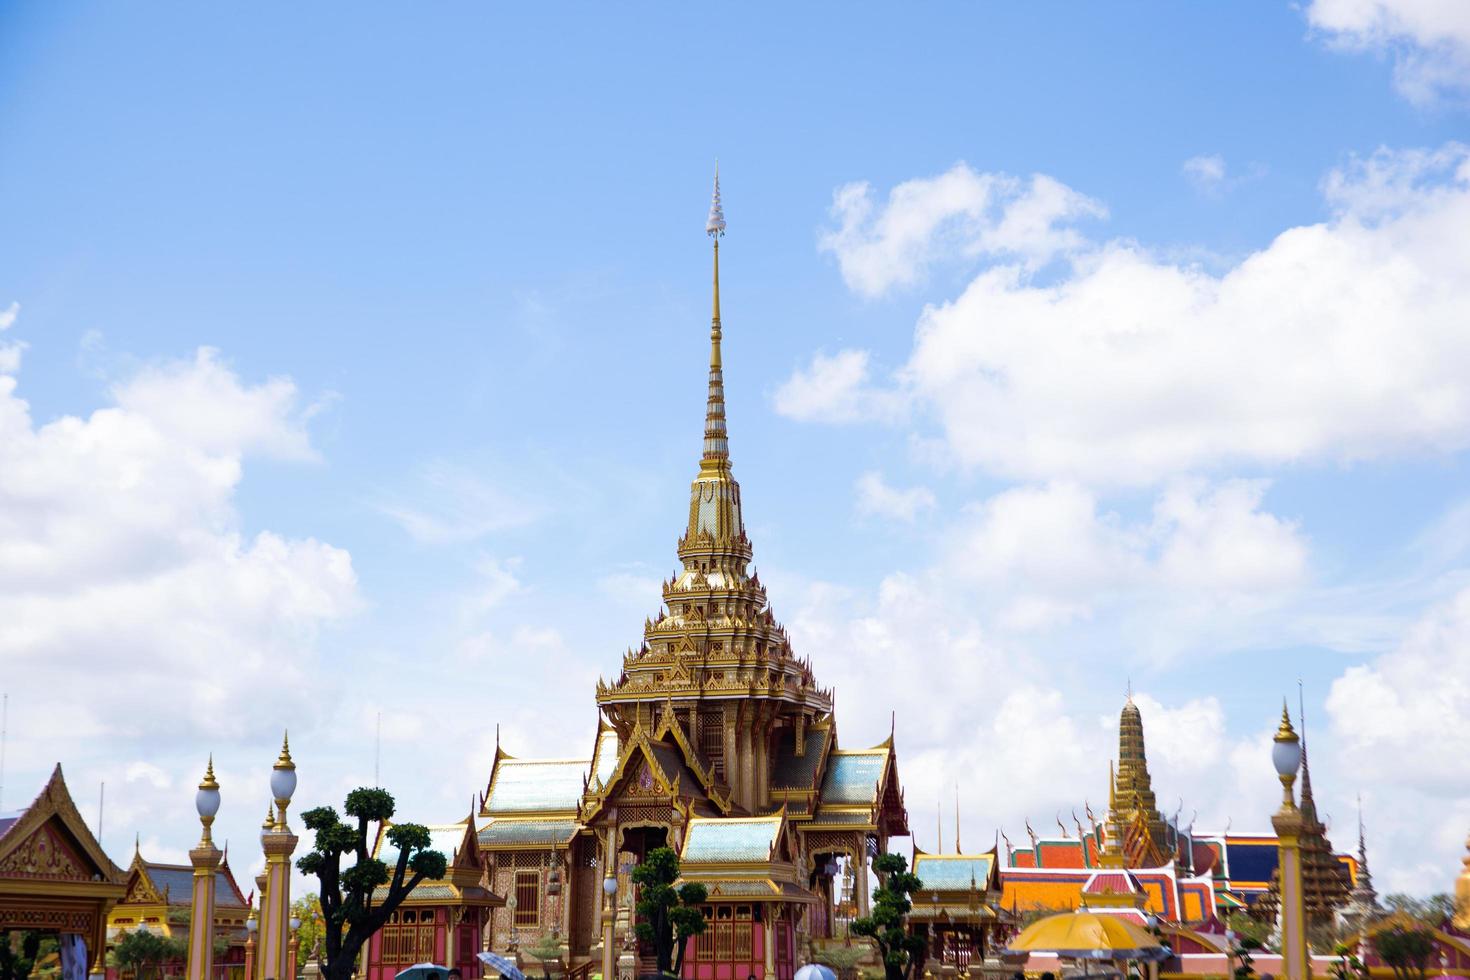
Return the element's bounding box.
[700,164,729,478]
[201,755,219,792]
[680,166,746,554]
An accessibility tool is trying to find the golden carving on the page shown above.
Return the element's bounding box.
[0,826,87,880]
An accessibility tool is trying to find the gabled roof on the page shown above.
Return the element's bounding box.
[770,726,831,793]
[808,737,906,834]
[374,817,484,877]
[589,724,621,790]
[123,848,248,909]
[682,816,783,864]
[0,764,125,888]
[912,850,999,893]
[818,749,887,805]
[370,815,502,907]
[579,713,732,823]
[478,819,580,849]
[483,748,590,817]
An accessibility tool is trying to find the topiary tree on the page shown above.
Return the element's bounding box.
[630,847,708,977]
[296,787,447,980]
[523,932,563,980]
[1373,925,1437,980]
[813,943,870,980]
[850,853,925,980]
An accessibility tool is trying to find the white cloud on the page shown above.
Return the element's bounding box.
[1323,583,1470,891]
[795,145,1470,485]
[0,325,357,756]
[1183,154,1228,193]
[1308,0,1470,104]
[1154,479,1308,593]
[111,347,319,462]
[855,471,935,523]
[0,301,24,374]
[1326,584,1470,791]
[819,164,1105,298]
[772,349,904,424]
[936,480,1307,633]
[377,460,547,544]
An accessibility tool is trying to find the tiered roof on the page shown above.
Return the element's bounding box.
[372,815,501,907]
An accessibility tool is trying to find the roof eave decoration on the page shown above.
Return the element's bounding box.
[579,716,733,824]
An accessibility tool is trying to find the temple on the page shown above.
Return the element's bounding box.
[999,696,1357,929]
[105,841,250,980]
[396,173,909,980]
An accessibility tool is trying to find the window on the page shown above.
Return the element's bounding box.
[700,712,724,779]
[733,906,753,960]
[696,908,716,962]
[714,906,733,961]
[514,870,541,928]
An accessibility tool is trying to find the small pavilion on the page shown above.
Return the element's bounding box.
[907,849,1002,973]
[0,765,128,973]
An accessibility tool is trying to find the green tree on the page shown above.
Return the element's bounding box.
[1372,925,1437,980]
[1225,911,1272,949]
[523,933,563,980]
[112,930,187,980]
[1384,894,1455,926]
[1330,942,1370,980]
[812,943,870,980]
[1,931,43,980]
[292,894,327,963]
[1230,934,1261,980]
[296,787,447,980]
[850,853,925,980]
[630,847,708,977]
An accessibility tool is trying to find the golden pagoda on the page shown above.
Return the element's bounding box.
[463,173,909,980]
[1107,696,1168,868]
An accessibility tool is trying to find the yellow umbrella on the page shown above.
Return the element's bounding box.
[1007,911,1166,960]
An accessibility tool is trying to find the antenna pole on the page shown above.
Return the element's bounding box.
[375,712,382,787]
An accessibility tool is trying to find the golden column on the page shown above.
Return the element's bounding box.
[188,758,224,980]
[1270,703,1309,980]
[260,734,299,980]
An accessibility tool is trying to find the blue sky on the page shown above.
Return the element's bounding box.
[3,2,1470,896]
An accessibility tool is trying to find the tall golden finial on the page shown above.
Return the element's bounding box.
[699,165,730,479]
[955,781,962,854]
